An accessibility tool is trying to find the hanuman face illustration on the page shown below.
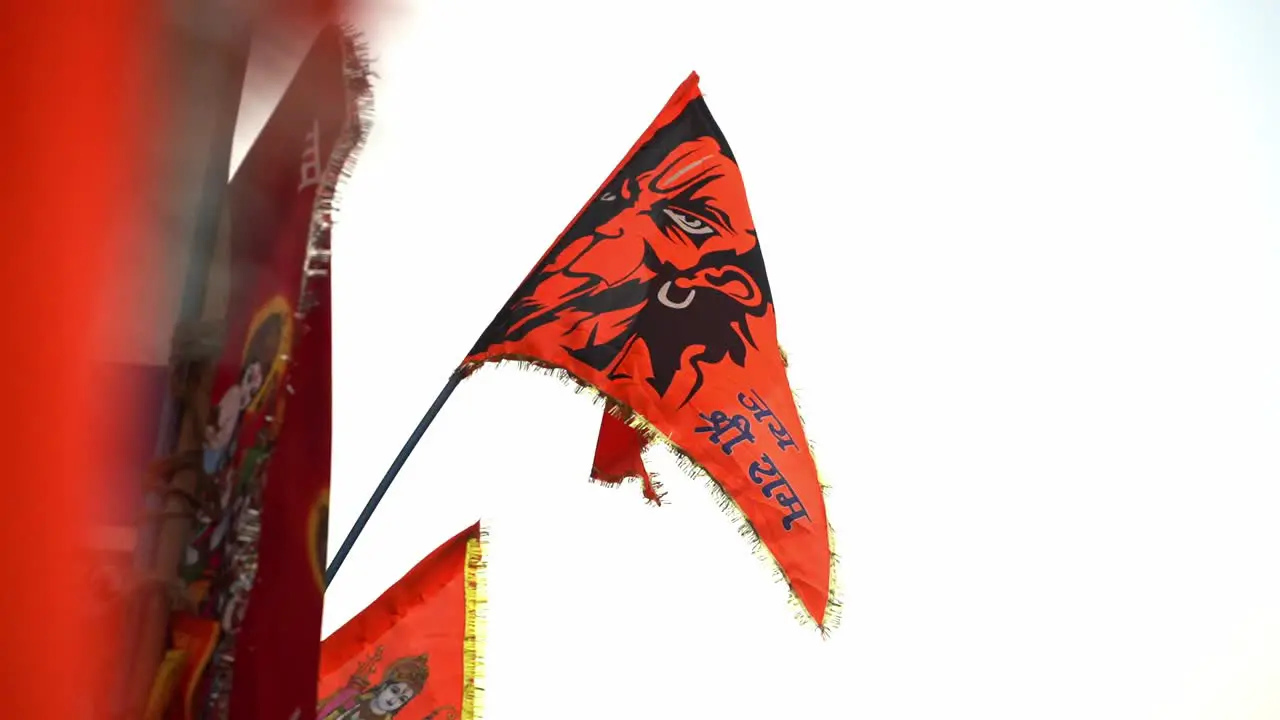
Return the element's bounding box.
[474,102,774,408]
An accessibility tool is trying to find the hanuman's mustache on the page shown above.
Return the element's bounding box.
[656,265,762,311]
[510,261,761,334]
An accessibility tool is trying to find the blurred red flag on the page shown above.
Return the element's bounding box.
[161,23,372,719]
[0,0,159,716]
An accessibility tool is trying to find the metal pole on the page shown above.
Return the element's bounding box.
[324,370,465,587]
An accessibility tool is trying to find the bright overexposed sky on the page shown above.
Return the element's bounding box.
[234,2,1280,718]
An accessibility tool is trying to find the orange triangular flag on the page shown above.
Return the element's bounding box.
[462,73,836,631]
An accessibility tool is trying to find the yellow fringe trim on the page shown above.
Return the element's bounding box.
[460,355,842,636]
[461,528,488,720]
[776,346,843,637]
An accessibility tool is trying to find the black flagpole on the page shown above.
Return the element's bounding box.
[324,369,465,586]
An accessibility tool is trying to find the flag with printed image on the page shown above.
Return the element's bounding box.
[316,522,485,720]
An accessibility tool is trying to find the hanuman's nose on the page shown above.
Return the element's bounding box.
[567,224,651,287]
[594,215,631,239]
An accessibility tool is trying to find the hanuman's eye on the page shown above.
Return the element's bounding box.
[663,208,715,235]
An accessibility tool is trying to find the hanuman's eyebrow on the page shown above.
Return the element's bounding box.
[650,147,723,194]
[676,176,735,232]
[703,202,733,231]
[620,177,637,201]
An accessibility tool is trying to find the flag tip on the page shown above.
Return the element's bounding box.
[668,71,702,107]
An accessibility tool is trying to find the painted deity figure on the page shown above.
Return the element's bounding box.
[182,355,264,577]
[204,357,265,475]
[181,310,284,584]
[317,653,429,720]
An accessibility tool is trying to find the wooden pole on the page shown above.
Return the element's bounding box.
[115,10,253,719]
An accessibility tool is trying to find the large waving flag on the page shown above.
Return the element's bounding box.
[222,25,372,720]
[461,73,837,631]
[317,522,485,720]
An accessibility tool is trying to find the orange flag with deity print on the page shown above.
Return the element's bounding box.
[317,522,485,720]
[461,73,837,631]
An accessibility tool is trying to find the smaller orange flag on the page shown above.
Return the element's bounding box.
[317,522,484,720]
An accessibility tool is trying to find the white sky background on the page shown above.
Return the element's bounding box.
[233,1,1280,718]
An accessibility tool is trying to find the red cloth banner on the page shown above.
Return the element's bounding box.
[170,24,372,719]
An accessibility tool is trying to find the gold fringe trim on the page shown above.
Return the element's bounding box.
[775,344,843,636]
[189,25,378,720]
[460,356,841,635]
[461,527,488,720]
[296,22,375,317]
[588,444,668,506]
[587,471,668,506]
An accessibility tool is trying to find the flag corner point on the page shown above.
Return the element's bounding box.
[674,71,702,100]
